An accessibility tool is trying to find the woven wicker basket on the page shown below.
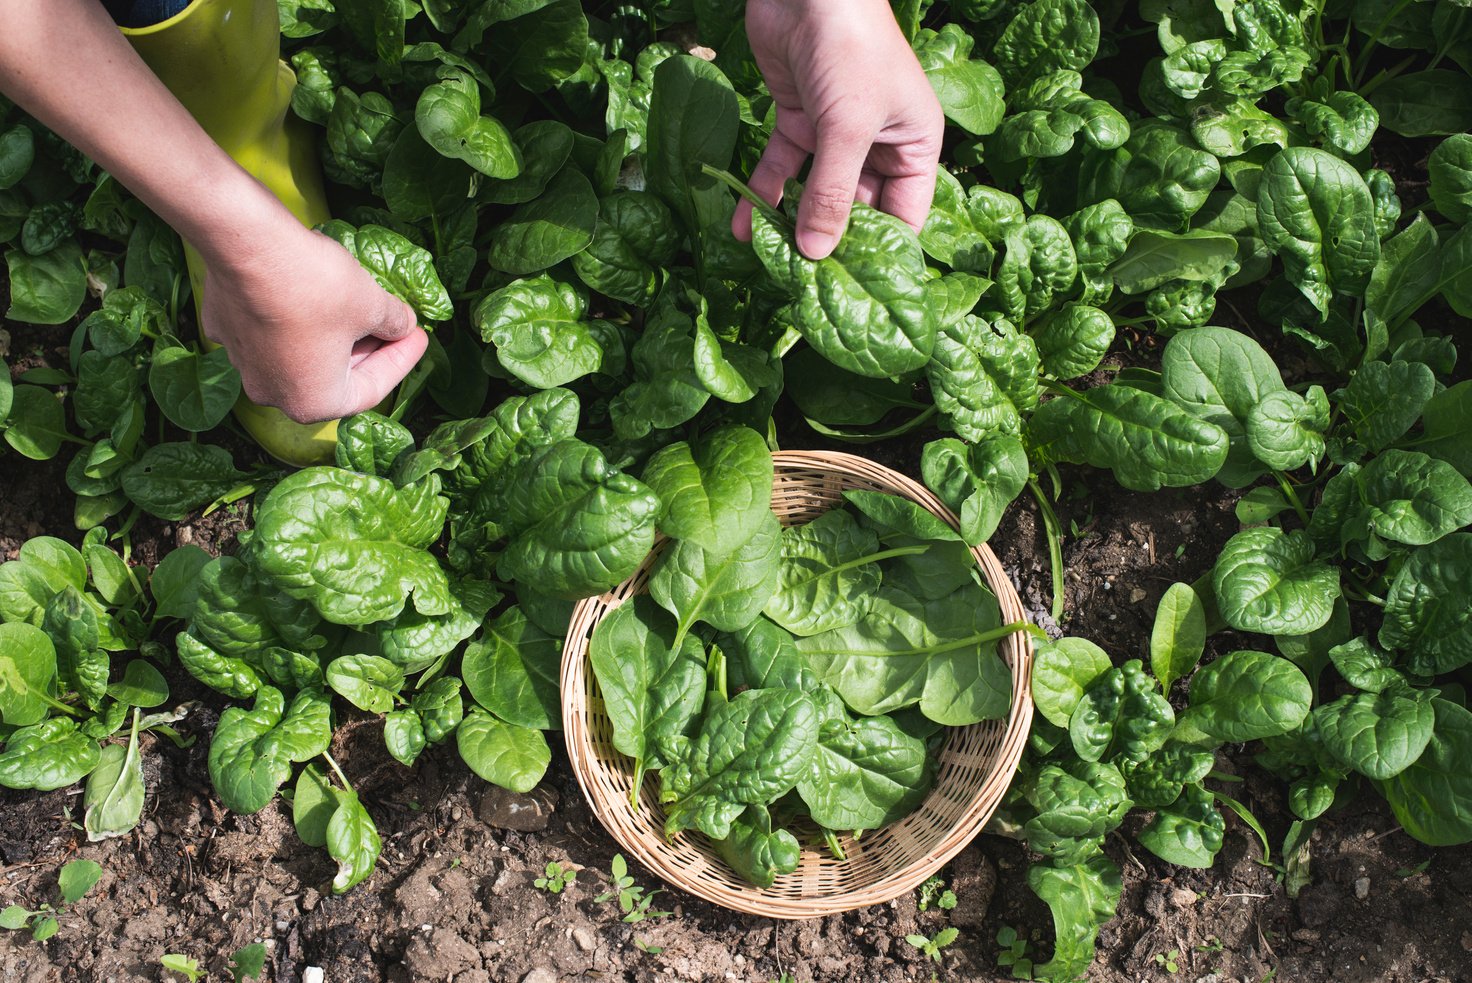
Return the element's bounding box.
[561,450,1034,918]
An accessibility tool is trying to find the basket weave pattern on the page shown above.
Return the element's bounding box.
[561,450,1035,918]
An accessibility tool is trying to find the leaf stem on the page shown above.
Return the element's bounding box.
[1273,472,1311,527]
[1027,479,1066,622]
[698,164,788,230]
[1352,0,1417,84]
[800,545,930,592]
[323,751,354,792]
[825,620,1040,658]
[1212,789,1271,866]
[38,693,83,718]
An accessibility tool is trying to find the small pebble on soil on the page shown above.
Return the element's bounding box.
[478,786,558,831]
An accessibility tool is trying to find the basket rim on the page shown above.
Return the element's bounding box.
[560,449,1035,918]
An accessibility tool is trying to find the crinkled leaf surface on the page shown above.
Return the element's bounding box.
[993,0,1100,87]
[1316,688,1435,780]
[335,411,416,477]
[921,436,1029,545]
[1335,359,1436,454]
[570,191,680,305]
[0,718,100,791]
[641,426,773,555]
[796,711,931,832]
[926,315,1040,441]
[207,687,331,814]
[320,221,453,322]
[752,204,936,379]
[1032,304,1115,380]
[1031,384,1229,491]
[660,689,818,839]
[473,275,604,390]
[1137,784,1224,868]
[1213,527,1340,635]
[253,468,451,625]
[377,577,498,670]
[496,439,660,599]
[1380,533,1472,674]
[1256,147,1379,315]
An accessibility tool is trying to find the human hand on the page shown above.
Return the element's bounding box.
[734,0,944,259]
[199,220,427,424]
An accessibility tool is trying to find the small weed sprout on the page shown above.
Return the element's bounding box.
[594,854,672,924]
[534,860,578,894]
[0,859,104,942]
[1153,949,1181,974]
[160,953,205,982]
[917,874,956,912]
[906,926,960,963]
[1395,860,1431,878]
[633,937,664,954]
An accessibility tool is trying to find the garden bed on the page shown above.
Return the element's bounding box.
[6,0,1472,978]
[3,377,1469,981]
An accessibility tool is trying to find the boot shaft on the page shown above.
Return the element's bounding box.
[120,0,288,157]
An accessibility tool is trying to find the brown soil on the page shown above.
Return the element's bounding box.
[4,321,1472,983]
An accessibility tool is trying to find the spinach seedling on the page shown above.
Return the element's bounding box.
[995,925,1034,979]
[534,860,578,894]
[229,942,268,981]
[0,859,103,941]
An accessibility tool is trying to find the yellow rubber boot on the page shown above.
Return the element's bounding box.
[122,0,338,467]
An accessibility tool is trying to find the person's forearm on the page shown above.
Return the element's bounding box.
[0,0,299,269]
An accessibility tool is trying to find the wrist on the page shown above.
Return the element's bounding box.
[181,163,311,275]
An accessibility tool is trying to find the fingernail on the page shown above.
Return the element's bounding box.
[798,231,837,260]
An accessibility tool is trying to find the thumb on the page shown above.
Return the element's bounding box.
[342,328,428,416]
[370,291,419,342]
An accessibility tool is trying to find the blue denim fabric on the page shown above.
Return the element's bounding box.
[102,0,192,29]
